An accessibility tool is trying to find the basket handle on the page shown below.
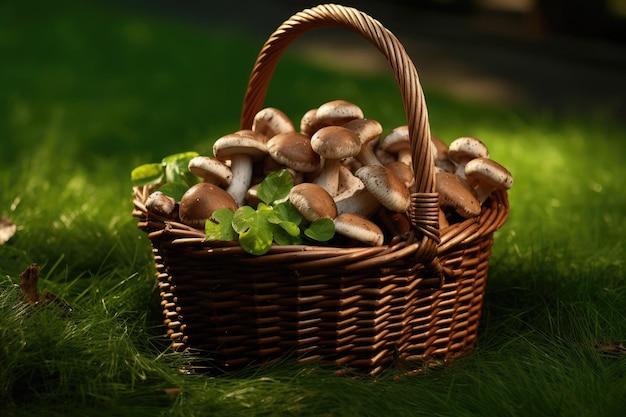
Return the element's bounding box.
[240,3,440,245]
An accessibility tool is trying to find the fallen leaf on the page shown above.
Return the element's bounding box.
[18,264,72,313]
[0,215,17,244]
[19,263,40,304]
[163,387,182,397]
[594,341,626,357]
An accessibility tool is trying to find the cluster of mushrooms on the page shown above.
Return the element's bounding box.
[146,99,513,247]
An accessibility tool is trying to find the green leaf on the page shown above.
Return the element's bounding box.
[273,201,302,226]
[130,162,165,186]
[161,151,199,165]
[257,169,293,204]
[205,208,236,241]
[232,206,259,234]
[272,224,303,246]
[265,202,300,237]
[239,227,273,255]
[276,219,301,237]
[304,217,335,242]
[156,182,189,202]
[162,151,200,187]
[232,205,274,255]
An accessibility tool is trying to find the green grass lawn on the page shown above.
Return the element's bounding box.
[1,1,625,416]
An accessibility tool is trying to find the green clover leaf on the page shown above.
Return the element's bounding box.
[157,182,190,202]
[273,225,303,246]
[304,217,335,242]
[131,162,165,186]
[257,169,293,204]
[205,208,237,241]
[232,204,274,255]
[162,151,200,187]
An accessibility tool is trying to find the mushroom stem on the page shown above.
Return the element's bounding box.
[464,157,513,204]
[226,154,253,207]
[314,158,342,196]
[473,184,497,205]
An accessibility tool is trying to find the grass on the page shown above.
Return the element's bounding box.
[1,0,625,416]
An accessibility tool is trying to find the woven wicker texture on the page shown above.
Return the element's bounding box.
[132,4,510,375]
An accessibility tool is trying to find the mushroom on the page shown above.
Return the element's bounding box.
[300,108,324,137]
[188,156,233,187]
[334,165,380,218]
[213,132,267,206]
[333,213,384,246]
[145,191,176,217]
[384,160,414,189]
[435,171,481,219]
[335,187,380,218]
[315,99,364,126]
[288,183,337,222]
[310,126,361,196]
[464,157,513,204]
[430,135,455,173]
[380,126,411,166]
[374,144,397,165]
[266,132,321,175]
[354,165,411,213]
[342,118,383,166]
[335,165,362,197]
[375,208,411,237]
[246,183,261,208]
[447,136,489,178]
[233,129,268,142]
[179,182,238,229]
[252,107,295,139]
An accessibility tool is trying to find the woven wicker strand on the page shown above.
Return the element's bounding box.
[132,3,510,375]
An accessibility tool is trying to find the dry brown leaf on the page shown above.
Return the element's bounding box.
[594,341,626,357]
[18,264,71,313]
[19,263,41,304]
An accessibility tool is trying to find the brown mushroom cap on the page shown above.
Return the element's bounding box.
[288,183,337,222]
[252,107,295,139]
[435,171,481,218]
[380,125,412,166]
[300,108,324,137]
[233,129,268,143]
[334,165,380,218]
[343,118,383,166]
[179,182,238,229]
[333,212,384,246]
[354,165,411,213]
[188,156,233,186]
[315,99,364,125]
[430,135,449,161]
[212,134,267,161]
[146,191,176,217]
[448,136,489,177]
[384,160,414,188]
[430,136,455,173]
[310,126,361,159]
[464,157,513,203]
[267,132,321,173]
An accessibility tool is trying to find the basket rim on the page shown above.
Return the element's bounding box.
[132,185,509,273]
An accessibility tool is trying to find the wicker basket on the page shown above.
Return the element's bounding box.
[132,4,510,375]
